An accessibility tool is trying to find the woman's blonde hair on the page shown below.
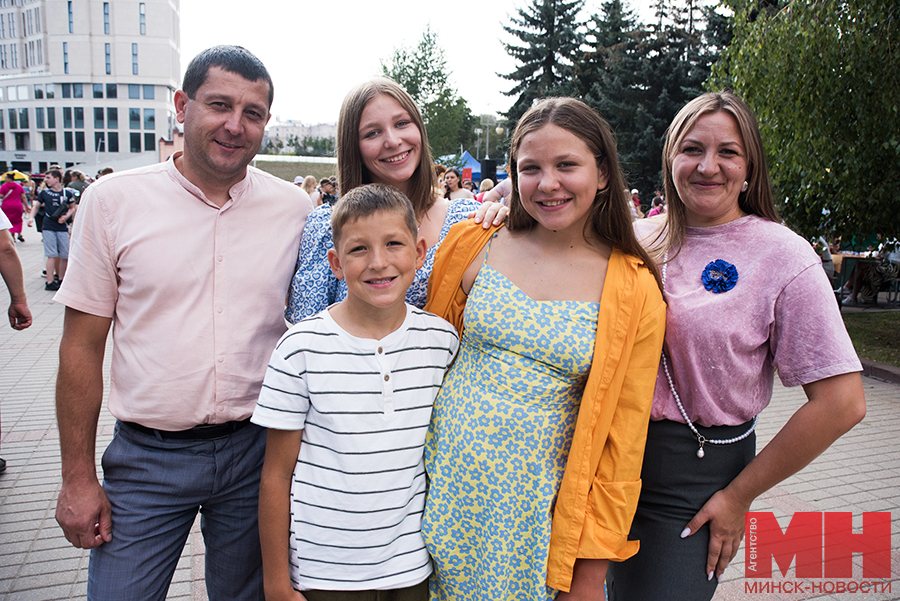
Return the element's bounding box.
[337,78,436,218]
[301,175,317,195]
[658,91,778,255]
[507,97,662,291]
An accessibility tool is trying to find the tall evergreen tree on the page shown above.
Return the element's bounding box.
[583,0,718,198]
[500,0,586,123]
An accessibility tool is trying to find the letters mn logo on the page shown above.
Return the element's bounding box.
[745,512,891,578]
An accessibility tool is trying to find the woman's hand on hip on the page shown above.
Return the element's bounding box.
[682,487,750,583]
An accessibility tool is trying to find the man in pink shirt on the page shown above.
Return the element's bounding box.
[53,46,312,600]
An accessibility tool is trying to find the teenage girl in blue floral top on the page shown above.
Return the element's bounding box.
[285,78,506,323]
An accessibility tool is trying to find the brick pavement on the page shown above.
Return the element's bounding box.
[0,231,898,600]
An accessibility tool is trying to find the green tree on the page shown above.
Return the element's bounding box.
[381,26,476,158]
[581,0,715,198]
[500,0,586,123]
[713,0,900,242]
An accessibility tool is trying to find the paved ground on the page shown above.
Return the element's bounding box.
[0,232,897,600]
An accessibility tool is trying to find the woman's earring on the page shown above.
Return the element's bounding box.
[741,181,749,192]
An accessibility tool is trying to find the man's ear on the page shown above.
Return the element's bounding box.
[174,90,189,124]
[327,248,345,280]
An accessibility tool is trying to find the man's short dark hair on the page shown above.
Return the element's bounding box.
[48,169,62,180]
[182,45,274,108]
[4,173,13,181]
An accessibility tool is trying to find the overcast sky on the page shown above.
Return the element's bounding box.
[180,0,659,126]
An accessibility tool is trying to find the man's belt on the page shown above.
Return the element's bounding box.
[122,419,251,440]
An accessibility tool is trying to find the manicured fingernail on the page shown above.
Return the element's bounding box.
[717,573,724,583]
[680,527,691,538]
[708,571,714,581]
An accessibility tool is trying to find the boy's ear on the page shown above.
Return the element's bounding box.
[415,236,427,270]
[327,248,345,280]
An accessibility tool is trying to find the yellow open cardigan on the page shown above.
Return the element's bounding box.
[425,220,666,592]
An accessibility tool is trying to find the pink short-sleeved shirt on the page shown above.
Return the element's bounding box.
[636,215,861,427]
[55,154,312,430]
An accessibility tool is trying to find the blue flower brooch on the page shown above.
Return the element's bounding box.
[701,260,738,293]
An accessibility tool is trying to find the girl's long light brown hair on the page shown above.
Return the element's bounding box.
[336,78,437,218]
[507,97,662,292]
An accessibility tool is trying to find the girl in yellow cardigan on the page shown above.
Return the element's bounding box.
[423,97,666,600]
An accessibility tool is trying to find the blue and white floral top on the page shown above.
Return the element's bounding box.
[285,198,482,323]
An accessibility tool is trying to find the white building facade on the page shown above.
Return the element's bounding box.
[0,0,180,174]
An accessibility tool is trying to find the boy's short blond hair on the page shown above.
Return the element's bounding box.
[331,184,418,246]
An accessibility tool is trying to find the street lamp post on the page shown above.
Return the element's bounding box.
[480,114,498,160]
[474,128,483,160]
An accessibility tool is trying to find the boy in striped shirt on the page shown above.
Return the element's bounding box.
[252,184,459,600]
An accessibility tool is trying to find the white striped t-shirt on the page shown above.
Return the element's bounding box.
[251,304,459,591]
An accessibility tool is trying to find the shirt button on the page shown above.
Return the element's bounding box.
[217,255,223,262]
[217,307,223,314]
[218,357,224,363]
[377,347,383,354]
[384,375,390,381]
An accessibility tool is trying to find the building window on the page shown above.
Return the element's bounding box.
[42,131,56,151]
[64,131,73,151]
[106,83,117,98]
[94,107,103,129]
[105,43,111,74]
[68,1,73,33]
[108,132,119,152]
[36,39,41,63]
[143,85,154,100]
[6,86,16,101]
[35,107,44,128]
[18,108,27,129]
[74,107,84,129]
[73,83,83,98]
[131,43,138,75]
[95,132,105,152]
[0,46,7,69]
[129,108,140,130]
[107,107,118,129]
[144,133,155,151]
[62,83,71,99]
[9,13,15,37]
[0,111,4,128]
[130,132,141,152]
[46,83,54,98]
[63,107,72,128]
[75,131,85,152]
[33,84,43,99]
[143,108,155,130]
[7,108,16,129]
[93,83,103,99]
[47,107,55,128]
[103,2,109,34]
[139,3,146,35]
[25,9,31,35]
[0,134,5,151]
[63,41,68,74]
[10,42,16,68]
[128,84,139,99]
[14,132,28,151]
[33,7,39,33]
[16,84,26,100]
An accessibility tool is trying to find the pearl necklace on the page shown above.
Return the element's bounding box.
[661,251,758,458]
